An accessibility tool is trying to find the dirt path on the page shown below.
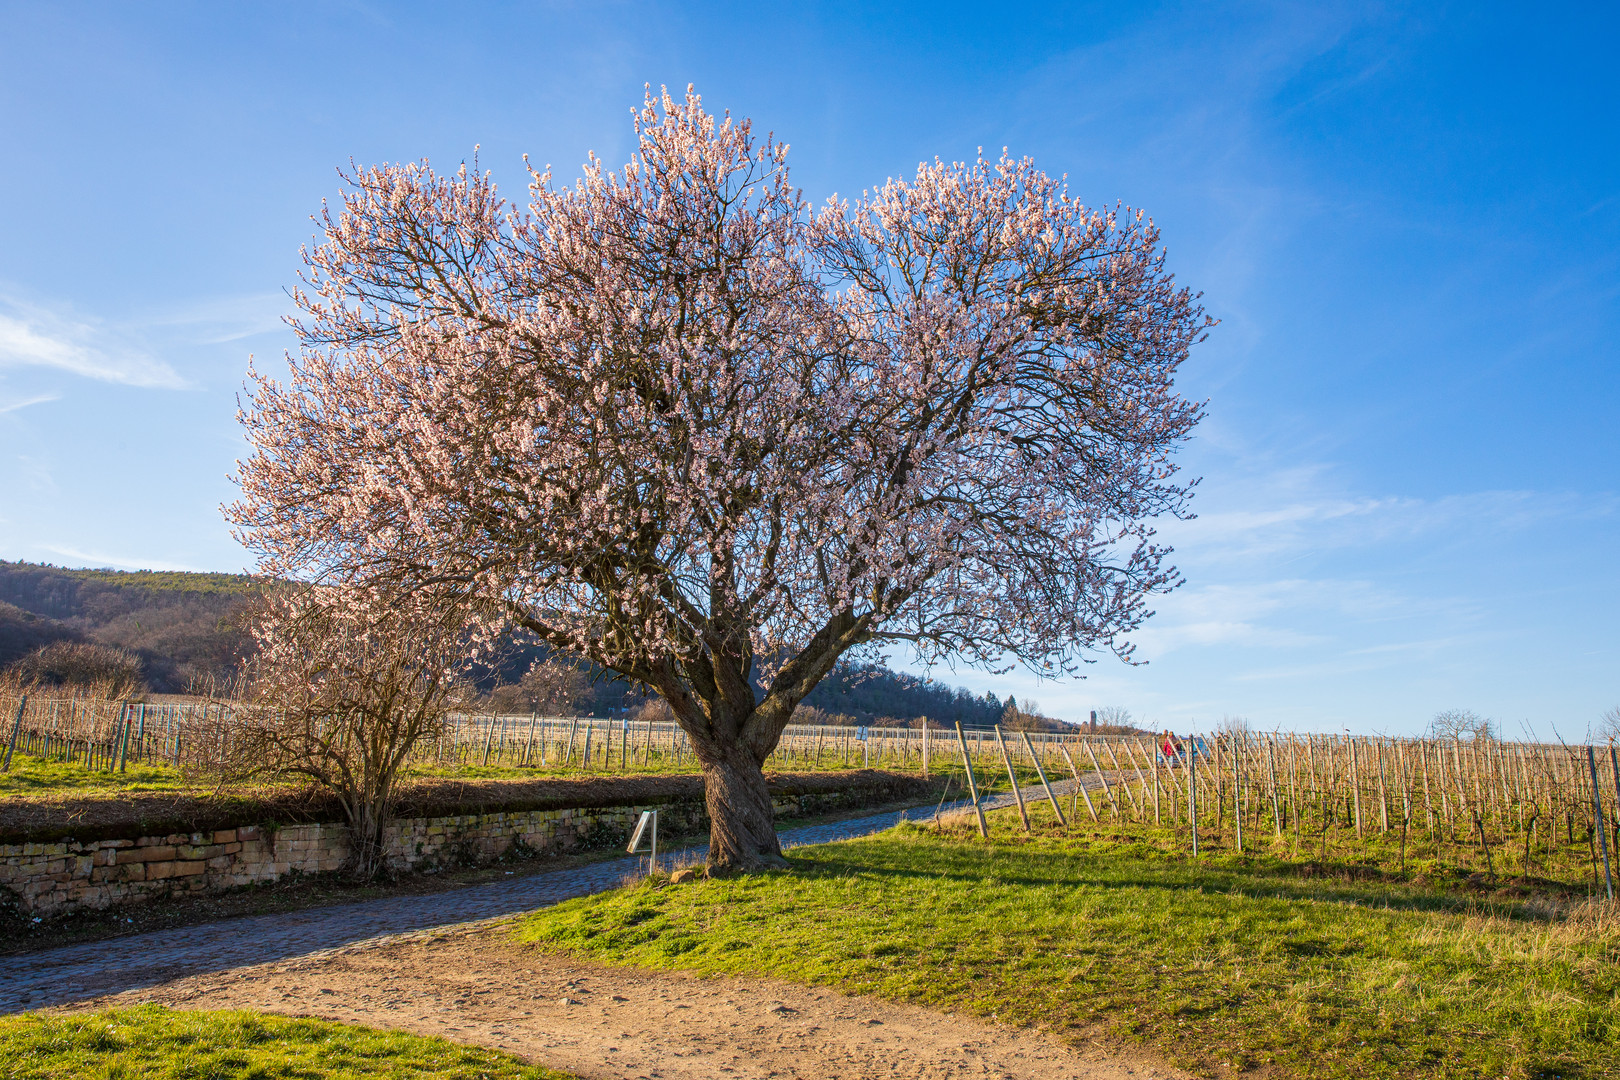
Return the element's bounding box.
[4,779,1101,1013]
[88,926,1189,1080]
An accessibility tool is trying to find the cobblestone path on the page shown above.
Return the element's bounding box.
[1,778,1091,1014]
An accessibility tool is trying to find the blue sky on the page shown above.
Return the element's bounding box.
[1,2,1615,737]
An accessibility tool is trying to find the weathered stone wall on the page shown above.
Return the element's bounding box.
[0,788,876,917]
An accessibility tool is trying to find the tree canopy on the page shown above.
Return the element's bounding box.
[230,87,1211,867]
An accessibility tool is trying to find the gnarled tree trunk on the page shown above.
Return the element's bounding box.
[697,738,787,871]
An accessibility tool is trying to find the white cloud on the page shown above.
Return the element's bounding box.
[141,292,292,345]
[0,301,188,389]
[40,545,208,573]
[0,392,60,414]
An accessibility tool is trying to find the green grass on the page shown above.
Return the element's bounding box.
[0,753,189,797]
[0,1005,575,1079]
[516,803,1620,1080]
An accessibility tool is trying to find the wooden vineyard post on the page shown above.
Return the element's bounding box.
[1349,738,1364,839]
[1020,730,1067,826]
[1057,741,1099,823]
[1149,741,1161,825]
[994,727,1030,832]
[480,718,497,767]
[1588,746,1613,900]
[1083,741,1120,820]
[955,723,988,838]
[1232,734,1243,854]
[2,695,25,772]
[1189,736,1199,856]
[1267,738,1283,837]
[582,720,594,771]
[921,718,929,778]
[1611,746,1620,865]
[116,702,132,772]
[522,713,538,767]
[1376,741,1390,832]
[1105,740,1146,819]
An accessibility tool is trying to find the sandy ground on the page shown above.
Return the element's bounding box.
[82,925,1190,1080]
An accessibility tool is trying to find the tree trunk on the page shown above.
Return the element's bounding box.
[700,741,787,872]
[345,797,390,880]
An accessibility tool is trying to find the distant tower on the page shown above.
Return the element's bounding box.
[1090,709,1097,732]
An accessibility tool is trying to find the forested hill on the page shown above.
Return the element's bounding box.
[796,662,1039,729]
[0,561,255,692]
[0,561,1076,728]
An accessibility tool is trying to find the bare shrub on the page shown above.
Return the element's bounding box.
[4,640,145,699]
[1429,708,1496,742]
[485,656,591,715]
[228,584,473,879]
[632,697,675,725]
[1594,705,1620,744]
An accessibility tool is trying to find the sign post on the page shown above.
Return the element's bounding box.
[627,809,659,875]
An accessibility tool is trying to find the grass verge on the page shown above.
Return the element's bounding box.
[0,792,937,957]
[0,1005,574,1078]
[0,754,189,797]
[515,803,1619,1079]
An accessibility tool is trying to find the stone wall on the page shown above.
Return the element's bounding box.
[0,788,876,918]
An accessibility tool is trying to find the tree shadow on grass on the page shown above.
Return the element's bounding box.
[780,843,1554,923]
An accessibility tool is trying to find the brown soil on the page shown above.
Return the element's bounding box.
[82,926,1190,1080]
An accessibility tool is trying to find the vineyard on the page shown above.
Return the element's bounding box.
[3,690,1617,896]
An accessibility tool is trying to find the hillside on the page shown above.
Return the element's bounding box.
[0,562,1080,728]
[0,561,256,693]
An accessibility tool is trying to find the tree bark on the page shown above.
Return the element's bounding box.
[699,740,787,872]
[345,797,391,881]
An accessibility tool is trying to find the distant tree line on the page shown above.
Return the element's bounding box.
[0,561,1100,730]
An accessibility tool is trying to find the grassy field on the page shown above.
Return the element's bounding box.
[0,750,1018,800]
[0,1005,574,1079]
[516,803,1619,1080]
[0,752,190,797]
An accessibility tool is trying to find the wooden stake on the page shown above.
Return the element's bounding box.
[995,727,1030,832]
[1588,745,1613,900]
[2,696,26,772]
[1057,742,1099,823]
[1189,737,1199,856]
[1349,738,1364,838]
[1267,737,1283,837]
[1232,734,1242,853]
[1020,730,1066,826]
[1083,741,1121,820]
[955,722,988,838]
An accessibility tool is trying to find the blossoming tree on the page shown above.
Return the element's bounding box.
[229,88,1212,870]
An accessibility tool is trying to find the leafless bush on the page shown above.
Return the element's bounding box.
[227,584,474,879]
[1594,706,1620,744]
[1429,708,1496,742]
[632,697,675,725]
[3,640,145,699]
[1095,705,1132,726]
[485,656,591,715]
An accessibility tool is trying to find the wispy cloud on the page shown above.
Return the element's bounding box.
[0,392,60,414]
[40,545,208,573]
[0,297,188,389]
[141,292,291,345]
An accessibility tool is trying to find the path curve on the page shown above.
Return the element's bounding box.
[1,779,1092,1014]
[88,924,1190,1080]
